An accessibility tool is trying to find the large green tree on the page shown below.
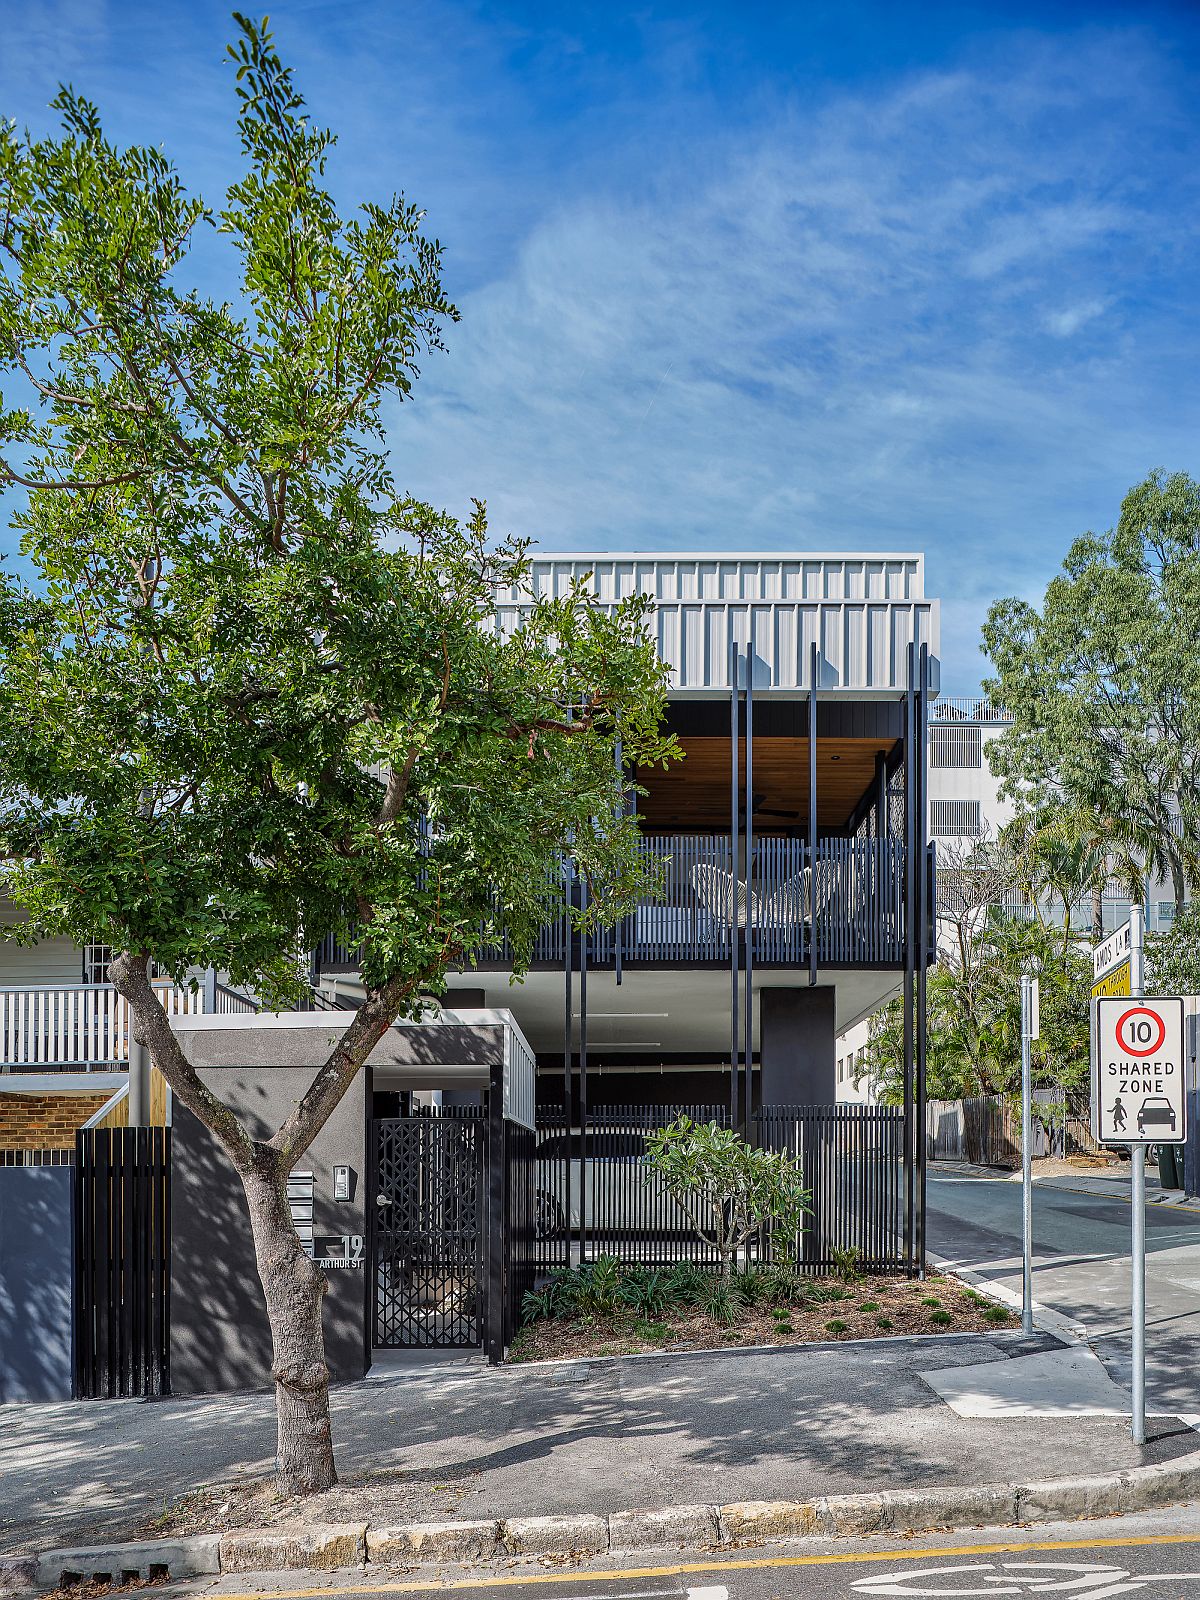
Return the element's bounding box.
[0,19,675,1492]
[982,470,1200,907]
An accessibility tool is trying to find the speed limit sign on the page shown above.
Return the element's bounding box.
[1091,996,1187,1145]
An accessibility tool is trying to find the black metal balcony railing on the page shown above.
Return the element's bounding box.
[316,833,910,973]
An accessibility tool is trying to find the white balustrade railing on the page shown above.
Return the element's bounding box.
[0,982,203,1070]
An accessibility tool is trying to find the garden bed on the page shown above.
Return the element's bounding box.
[508,1261,1015,1363]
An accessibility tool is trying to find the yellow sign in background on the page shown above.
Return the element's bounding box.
[1092,958,1131,1000]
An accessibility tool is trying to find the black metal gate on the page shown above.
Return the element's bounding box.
[75,1126,171,1398]
[373,1115,485,1348]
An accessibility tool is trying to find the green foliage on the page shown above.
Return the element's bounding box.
[664,1260,710,1306]
[761,1264,806,1304]
[732,1266,774,1307]
[824,1319,848,1334]
[643,1117,810,1279]
[829,1246,863,1282]
[864,913,1091,1104]
[701,1280,738,1325]
[0,15,677,1016]
[773,1321,794,1336]
[982,470,1200,909]
[920,1295,941,1307]
[874,1316,893,1330]
[1146,902,1200,997]
[858,1300,880,1313]
[929,1310,953,1326]
[617,1267,675,1320]
[984,1304,1011,1325]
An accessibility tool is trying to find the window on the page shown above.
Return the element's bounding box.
[930,725,982,768]
[930,799,982,838]
[82,942,112,985]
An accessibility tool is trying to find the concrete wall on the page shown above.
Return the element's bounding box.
[760,987,836,1104]
[171,1066,370,1395]
[0,1166,74,1400]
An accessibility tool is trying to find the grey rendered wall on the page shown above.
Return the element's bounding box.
[170,1066,369,1395]
[0,1166,74,1400]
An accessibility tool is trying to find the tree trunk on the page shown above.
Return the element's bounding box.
[241,1164,336,1494]
[1091,882,1104,944]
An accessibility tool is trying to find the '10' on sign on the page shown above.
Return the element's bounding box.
[1091,996,1187,1145]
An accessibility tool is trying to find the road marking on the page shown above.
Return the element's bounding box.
[210,1535,1200,1598]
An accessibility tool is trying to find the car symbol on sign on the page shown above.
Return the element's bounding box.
[1136,1095,1176,1134]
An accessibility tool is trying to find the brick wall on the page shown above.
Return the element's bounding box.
[0,1091,113,1151]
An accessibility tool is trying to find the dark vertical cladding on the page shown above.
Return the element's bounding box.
[74,1127,171,1400]
[743,645,754,1132]
[730,638,741,1126]
[915,643,931,1277]
[808,643,819,987]
[903,642,916,1275]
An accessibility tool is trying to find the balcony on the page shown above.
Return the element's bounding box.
[317,833,919,976]
[0,979,257,1072]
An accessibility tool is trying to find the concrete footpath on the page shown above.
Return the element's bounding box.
[3,1331,1198,1563]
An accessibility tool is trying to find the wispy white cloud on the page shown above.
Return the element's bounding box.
[386,28,1200,685]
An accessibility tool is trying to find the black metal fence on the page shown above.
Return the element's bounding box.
[524,1101,905,1278]
[74,1126,171,1399]
[754,1104,905,1271]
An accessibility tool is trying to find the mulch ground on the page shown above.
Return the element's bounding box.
[507,1271,1015,1362]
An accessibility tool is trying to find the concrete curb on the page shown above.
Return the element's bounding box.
[10,1449,1200,1588]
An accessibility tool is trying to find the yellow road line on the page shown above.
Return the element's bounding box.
[211,1532,1200,1598]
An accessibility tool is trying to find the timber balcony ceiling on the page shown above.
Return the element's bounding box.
[636,735,894,833]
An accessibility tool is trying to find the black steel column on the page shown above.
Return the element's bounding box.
[730,639,741,1127]
[744,646,755,1132]
[578,876,589,1265]
[915,643,930,1277]
[902,642,916,1275]
[614,739,624,987]
[563,865,573,1122]
[809,641,819,987]
[485,1057,505,1364]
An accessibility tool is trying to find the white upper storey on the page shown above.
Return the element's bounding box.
[495,553,939,696]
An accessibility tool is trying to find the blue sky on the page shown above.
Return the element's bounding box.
[3,0,1200,685]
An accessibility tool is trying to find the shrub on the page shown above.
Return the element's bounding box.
[825,1319,848,1334]
[665,1260,710,1306]
[920,1295,940,1307]
[734,1267,774,1306]
[762,1264,806,1304]
[875,1315,893,1330]
[984,1304,1010,1324]
[824,1286,849,1302]
[774,1321,794,1335]
[619,1268,675,1320]
[858,1300,880,1313]
[574,1257,624,1317]
[702,1281,738,1325]
[929,1310,953,1327]
[829,1246,863,1282]
[644,1117,810,1280]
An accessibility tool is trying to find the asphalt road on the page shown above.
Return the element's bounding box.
[926,1169,1200,1417]
[194,1510,1200,1600]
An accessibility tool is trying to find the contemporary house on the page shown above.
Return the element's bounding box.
[315,552,938,1122]
[0,549,941,1390]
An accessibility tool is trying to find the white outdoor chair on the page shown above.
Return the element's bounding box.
[689,862,760,928]
[758,869,811,929]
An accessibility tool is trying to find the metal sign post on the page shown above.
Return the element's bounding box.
[1129,905,1146,1447]
[1020,973,1039,1336]
[1090,906,1189,1446]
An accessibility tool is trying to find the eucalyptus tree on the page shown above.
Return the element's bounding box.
[0,20,676,1493]
[983,471,1200,908]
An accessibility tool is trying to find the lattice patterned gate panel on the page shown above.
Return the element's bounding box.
[373,1116,484,1348]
